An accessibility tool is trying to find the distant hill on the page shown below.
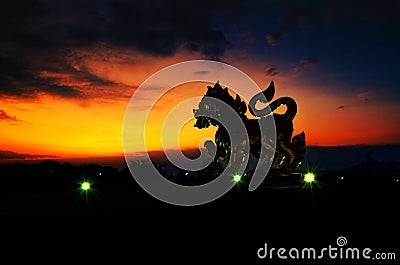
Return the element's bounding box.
[300,144,400,170]
[342,160,400,176]
[147,145,400,173]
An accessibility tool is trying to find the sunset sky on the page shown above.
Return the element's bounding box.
[1,0,399,160]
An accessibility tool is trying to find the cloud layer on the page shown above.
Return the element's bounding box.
[264,67,279,76]
[0,110,19,123]
[0,0,245,99]
[0,150,58,160]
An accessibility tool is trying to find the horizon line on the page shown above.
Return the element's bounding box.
[1,143,400,163]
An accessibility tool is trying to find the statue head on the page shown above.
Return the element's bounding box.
[193,82,248,129]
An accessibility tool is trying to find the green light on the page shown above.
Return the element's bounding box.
[76,178,95,204]
[304,173,315,183]
[81,182,91,190]
[233,174,241,183]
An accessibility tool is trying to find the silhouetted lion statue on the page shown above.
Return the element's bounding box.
[193,81,305,175]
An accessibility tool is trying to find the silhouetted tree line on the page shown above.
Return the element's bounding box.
[131,159,226,186]
[0,161,133,194]
[0,160,229,194]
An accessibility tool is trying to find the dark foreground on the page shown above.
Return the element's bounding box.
[1,178,399,264]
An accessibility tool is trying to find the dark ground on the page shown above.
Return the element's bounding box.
[1,175,399,264]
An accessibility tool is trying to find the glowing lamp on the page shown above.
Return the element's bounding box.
[304,173,315,183]
[81,182,91,191]
[233,174,242,183]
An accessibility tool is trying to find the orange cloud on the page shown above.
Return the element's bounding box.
[0,109,19,123]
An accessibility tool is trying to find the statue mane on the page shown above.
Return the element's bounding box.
[204,82,248,119]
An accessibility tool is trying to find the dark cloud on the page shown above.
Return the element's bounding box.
[0,0,245,98]
[290,66,298,74]
[265,32,281,46]
[280,7,313,28]
[265,67,279,76]
[0,53,115,98]
[265,32,288,47]
[193,71,210,75]
[299,57,317,67]
[0,150,58,160]
[291,57,317,74]
[0,0,242,57]
[356,92,369,102]
[0,110,19,123]
[240,30,256,44]
[238,49,249,59]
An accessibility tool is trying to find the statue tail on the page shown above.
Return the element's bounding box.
[249,81,275,117]
[249,81,297,120]
[269,97,297,121]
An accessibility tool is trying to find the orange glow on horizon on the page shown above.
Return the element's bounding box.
[0,94,126,158]
[1,48,399,160]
